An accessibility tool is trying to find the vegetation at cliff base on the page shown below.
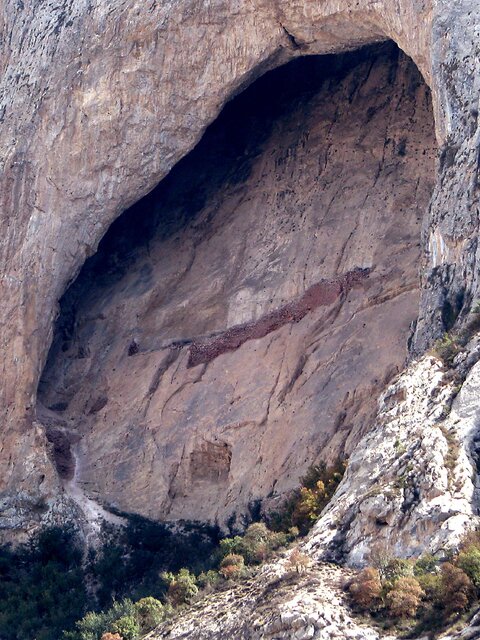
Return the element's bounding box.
[0,462,345,640]
[268,460,346,535]
[64,461,345,640]
[0,527,88,640]
[347,530,480,635]
[0,519,219,640]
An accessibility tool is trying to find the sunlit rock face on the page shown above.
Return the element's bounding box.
[38,44,436,526]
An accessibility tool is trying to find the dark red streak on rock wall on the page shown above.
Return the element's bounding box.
[187,268,370,368]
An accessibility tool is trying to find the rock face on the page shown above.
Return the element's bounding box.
[1,0,480,637]
[306,353,480,565]
[37,44,435,525]
[0,0,479,550]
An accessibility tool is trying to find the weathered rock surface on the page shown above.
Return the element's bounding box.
[306,352,480,565]
[37,45,435,526]
[1,0,480,637]
[0,0,479,562]
[146,560,389,640]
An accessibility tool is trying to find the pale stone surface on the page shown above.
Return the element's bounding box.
[306,353,480,565]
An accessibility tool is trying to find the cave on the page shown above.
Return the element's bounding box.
[37,41,436,528]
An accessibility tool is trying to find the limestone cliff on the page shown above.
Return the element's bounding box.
[37,43,435,527]
[0,0,479,612]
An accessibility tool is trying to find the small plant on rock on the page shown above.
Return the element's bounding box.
[219,554,245,580]
[433,333,460,366]
[285,548,311,574]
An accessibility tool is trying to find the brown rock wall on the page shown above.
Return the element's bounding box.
[37,45,436,526]
[0,0,478,535]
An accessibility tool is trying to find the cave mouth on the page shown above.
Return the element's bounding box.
[38,41,437,527]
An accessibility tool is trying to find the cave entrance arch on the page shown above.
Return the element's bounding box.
[38,41,437,528]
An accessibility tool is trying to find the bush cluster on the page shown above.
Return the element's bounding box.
[65,597,165,640]
[0,463,344,640]
[348,531,480,633]
[0,526,88,640]
[67,521,300,639]
[268,460,346,534]
[64,465,345,639]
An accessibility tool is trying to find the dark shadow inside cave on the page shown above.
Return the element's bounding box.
[38,41,436,527]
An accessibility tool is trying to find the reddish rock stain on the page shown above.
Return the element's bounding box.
[186,268,370,368]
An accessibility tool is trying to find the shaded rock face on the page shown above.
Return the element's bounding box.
[0,0,478,539]
[38,44,436,526]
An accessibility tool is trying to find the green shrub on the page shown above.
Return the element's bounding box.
[383,558,414,585]
[133,597,164,633]
[457,546,480,590]
[219,536,243,558]
[66,600,135,640]
[163,569,198,606]
[111,615,140,640]
[197,570,221,590]
[219,523,290,566]
[414,554,438,576]
[416,572,441,602]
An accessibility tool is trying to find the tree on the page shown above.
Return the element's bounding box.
[163,569,198,606]
[349,568,382,609]
[386,576,424,618]
[438,563,473,617]
[457,546,480,590]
